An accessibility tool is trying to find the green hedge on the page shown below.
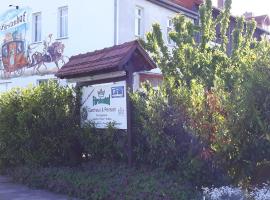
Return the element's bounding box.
[0,82,82,168]
[0,83,128,169]
[7,162,202,200]
[0,82,228,188]
[80,123,127,162]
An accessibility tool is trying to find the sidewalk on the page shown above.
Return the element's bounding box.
[0,176,76,200]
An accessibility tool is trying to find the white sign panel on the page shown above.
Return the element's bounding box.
[81,81,127,129]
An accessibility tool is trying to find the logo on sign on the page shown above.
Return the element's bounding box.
[111,86,125,98]
[93,89,110,106]
[97,89,105,98]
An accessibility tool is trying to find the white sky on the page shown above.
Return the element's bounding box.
[0,1,269,18]
[213,0,270,16]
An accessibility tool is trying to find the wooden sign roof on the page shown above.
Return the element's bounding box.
[56,40,156,79]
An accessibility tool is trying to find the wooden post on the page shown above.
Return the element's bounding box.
[126,71,133,167]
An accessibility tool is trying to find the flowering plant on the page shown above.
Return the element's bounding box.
[203,184,270,200]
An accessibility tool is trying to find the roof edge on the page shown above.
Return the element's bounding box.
[117,40,157,70]
[56,40,157,79]
[213,7,270,35]
[146,0,199,19]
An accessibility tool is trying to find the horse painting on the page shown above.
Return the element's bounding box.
[0,34,68,79]
[30,41,66,74]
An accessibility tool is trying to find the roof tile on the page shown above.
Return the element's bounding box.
[56,40,156,79]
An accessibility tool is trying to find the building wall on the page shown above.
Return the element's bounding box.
[212,8,270,55]
[0,0,116,92]
[0,0,199,92]
[117,0,195,45]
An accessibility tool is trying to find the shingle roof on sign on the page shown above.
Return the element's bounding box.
[56,40,156,79]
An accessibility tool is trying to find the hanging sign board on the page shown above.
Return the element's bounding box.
[81,81,127,129]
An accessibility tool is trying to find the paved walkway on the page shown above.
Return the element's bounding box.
[0,176,76,200]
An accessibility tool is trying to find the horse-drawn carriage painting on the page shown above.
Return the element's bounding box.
[1,39,28,76]
[0,8,67,79]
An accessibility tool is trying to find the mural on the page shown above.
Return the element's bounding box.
[28,34,66,74]
[0,8,67,79]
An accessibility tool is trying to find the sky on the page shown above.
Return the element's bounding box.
[213,0,270,17]
[0,1,269,18]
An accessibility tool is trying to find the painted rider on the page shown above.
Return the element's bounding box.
[43,34,53,62]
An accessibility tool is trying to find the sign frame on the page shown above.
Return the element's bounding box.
[80,80,128,130]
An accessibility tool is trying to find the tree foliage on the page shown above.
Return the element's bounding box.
[135,0,270,185]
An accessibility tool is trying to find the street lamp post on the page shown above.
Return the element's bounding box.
[9,5,19,9]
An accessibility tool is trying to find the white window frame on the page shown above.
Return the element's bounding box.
[37,78,58,86]
[262,23,270,31]
[135,6,143,38]
[32,12,42,43]
[58,6,68,39]
[0,82,11,92]
[167,18,174,45]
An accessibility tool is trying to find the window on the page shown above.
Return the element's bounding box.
[167,18,173,45]
[32,12,41,42]
[58,6,68,38]
[0,82,11,93]
[135,6,143,37]
[262,23,270,31]
[37,79,58,86]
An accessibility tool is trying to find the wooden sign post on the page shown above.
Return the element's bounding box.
[56,40,157,167]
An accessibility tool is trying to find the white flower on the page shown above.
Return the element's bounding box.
[250,183,270,200]
[202,184,270,200]
[202,186,245,200]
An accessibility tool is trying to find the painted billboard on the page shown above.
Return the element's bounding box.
[81,81,127,129]
[0,8,67,79]
[0,8,29,78]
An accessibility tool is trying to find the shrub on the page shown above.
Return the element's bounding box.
[79,122,127,162]
[224,64,270,183]
[0,82,82,168]
[137,0,270,186]
[7,162,202,200]
[131,82,229,187]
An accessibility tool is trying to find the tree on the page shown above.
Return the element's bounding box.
[136,0,270,184]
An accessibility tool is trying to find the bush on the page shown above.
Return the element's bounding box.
[224,64,270,183]
[7,162,202,200]
[131,82,229,187]
[0,82,82,168]
[136,0,270,186]
[79,122,127,162]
